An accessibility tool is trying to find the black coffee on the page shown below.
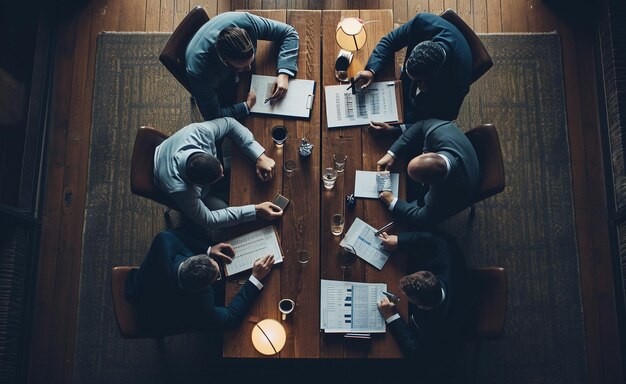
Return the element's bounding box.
[272,125,287,140]
[280,300,293,311]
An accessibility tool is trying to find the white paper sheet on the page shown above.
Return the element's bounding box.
[340,217,391,270]
[324,81,399,128]
[224,226,283,276]
[354,170,400,199]
[249,75,315,118]
[320,279,387,333]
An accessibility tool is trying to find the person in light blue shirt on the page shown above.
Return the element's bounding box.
[186,11,299,121]
[154,117,282,230]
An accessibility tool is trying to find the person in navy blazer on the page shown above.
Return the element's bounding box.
[124,229,274,336]
[377,230,471,377]
[354,12,472,133]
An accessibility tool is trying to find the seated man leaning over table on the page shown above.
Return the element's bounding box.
[377,229,471,377]
[154,117,283,233]
[186,11,299,121]
[376,118,479,229]
[125,228,275,335]
[352,12,472,134]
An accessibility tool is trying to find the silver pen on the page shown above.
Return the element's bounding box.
[374,221,394,236]
[382,291,400,304]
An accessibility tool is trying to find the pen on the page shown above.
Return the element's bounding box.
[382,291,400,304]
[374,221,394,236]
[264,97,273,104]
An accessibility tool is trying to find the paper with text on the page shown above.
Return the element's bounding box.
[320,279,387,333]
[340,217,391,270]
[249,75,315,118]
[354,170,400,199]
[224,226,283,277]
[325,81,399,128]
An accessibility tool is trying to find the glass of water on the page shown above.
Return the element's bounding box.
[333,154,347,173]
[284,160,296,177]
[339,245,357,275]
[331,213,345,236]
[323,168,338,190]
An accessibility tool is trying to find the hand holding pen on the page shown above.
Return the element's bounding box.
[382,290,401,304]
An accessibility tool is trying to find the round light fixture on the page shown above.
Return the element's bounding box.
[251,319,287,355]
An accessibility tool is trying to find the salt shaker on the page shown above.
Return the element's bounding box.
[298,138,314,158]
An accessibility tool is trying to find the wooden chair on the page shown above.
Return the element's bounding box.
[467,267,507,340]
[159,6,210,93]
[466,124,505,209]
[130,126,179,210]
[110,266,145,338]
[440,9,493,84]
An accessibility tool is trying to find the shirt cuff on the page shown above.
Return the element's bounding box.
[388,197,398,211]
[365,68,376,76]
[242,101,250,114]
[385,313,401,323]
[278,68,294,77]
[398,124,407,133]
[387,150,397,159]
[249,275,263,290]
[242,204,257,221]
[437,152,451,178]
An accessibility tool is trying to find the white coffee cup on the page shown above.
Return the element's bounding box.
[279,298,295,320]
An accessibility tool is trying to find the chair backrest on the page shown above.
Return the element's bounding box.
[465,124,505,204]
[439,9,493,83]
[130,126,179,210]
[467,267,507,340]
[111,266,144,338]
[159,6,210,93]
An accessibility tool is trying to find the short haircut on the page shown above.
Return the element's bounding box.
[407,153,447,184]
[399,271,441,307]
[186,152,222,185]
[406,40,446,79]
[178,254,219,292]
[216,27,254,61]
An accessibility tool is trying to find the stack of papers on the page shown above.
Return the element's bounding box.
[340,217,391,270]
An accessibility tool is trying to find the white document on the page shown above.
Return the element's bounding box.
[354,170,400,199]
[340,217,391,270]
[224,226,283,277]
[249,75,315,118]
[325,81,399,128]
[320,279,387,333]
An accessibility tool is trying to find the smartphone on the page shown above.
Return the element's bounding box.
[272,193,290,211]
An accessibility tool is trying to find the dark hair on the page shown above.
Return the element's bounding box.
[399,271,441,307]
[179,254,219,292]
[407,153,447,184]
[216,27,254,61]
[186,152,222,185]
[406,40,446,79]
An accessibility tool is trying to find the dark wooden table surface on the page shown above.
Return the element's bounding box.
[225,9,406,358]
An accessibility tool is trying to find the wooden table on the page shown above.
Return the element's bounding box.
[225,9,406,359]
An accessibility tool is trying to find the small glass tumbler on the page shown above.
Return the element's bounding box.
[331,213,345,236]
[297,249,310,264]
[323,168,338,190]
[284,160,296,177]
[272,125,287,147]
[333,154,347,173]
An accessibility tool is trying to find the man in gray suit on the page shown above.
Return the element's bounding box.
[376,119,479,229]
[186,11,299,121]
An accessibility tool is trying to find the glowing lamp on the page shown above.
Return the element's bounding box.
[334,18,367,82]
[251,319,287,355]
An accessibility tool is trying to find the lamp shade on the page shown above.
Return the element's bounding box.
[335,17,367,52]
[251,319,287,355]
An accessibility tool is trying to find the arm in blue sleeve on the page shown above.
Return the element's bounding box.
[246,13,299,76]
[187,72,249,121]
[365,15,422,75]
[211,280,262,330]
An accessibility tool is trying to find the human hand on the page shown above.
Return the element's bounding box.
[269,73,289,100]
[369,121,400,136]
[377,232,399,252]
[252,254,275,281]
[209,243,235,263]
[376,154,395,171]
[378,296,397,319]
[255,202,283,220]
[353,70,374,89]
[246,92,257,110]
[378,191,395,207]
[255,153,275,182]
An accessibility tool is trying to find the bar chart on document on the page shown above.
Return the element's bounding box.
[320,279,387,333]
[325,81,399,128]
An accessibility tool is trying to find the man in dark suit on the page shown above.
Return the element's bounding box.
[353,12,472,133]
[376,119,479,229]
[377,230,471,376]
[124,229,274,336]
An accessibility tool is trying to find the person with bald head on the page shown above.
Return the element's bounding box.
[376,118,479,229]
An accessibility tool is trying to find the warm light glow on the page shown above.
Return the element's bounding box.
[251,319,287,355]
[335,17,367,52]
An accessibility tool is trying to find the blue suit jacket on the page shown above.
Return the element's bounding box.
[365,13,472,122]
[185,12,299,121]
[124,230,261,336]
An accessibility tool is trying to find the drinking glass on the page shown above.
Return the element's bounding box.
[323,168,338,190]
[333,154,347,173]
[283,160,296,177]
[331,213,345,236]
[297,249,310,264]
[338,245,357,274]
[272,125,287,147]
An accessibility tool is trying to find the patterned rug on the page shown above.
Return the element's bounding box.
[74,32,586,383]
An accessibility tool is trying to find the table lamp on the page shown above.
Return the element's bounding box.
[251,319,287,355]
[335,17,367,82]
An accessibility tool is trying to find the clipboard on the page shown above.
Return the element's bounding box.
[249,75,316,119]
[324,80,404,128]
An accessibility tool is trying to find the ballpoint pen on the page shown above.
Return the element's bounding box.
[382,291,400,304]
[264,97,273,103]
[374,221,394,236]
